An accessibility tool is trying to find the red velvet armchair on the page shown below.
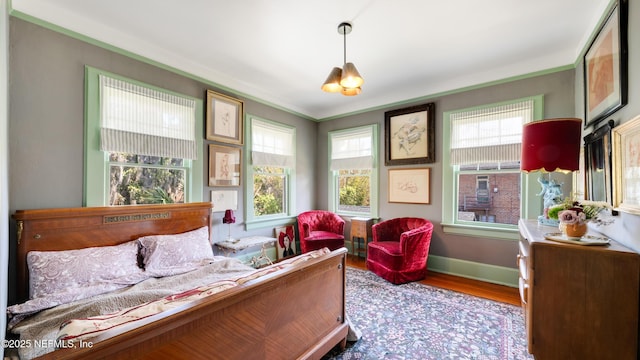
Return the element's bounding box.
[296,210,345,253]
[366,217,434,284]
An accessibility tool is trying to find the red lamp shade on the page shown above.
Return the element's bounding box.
[222,209,236,224]
[521,118,582,173]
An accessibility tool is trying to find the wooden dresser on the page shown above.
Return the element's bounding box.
[518,219,640,360]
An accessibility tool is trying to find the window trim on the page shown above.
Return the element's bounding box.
[84,66,203,206]
[244,114,296,230]
[442,95,544,239]
[328,124,379,218]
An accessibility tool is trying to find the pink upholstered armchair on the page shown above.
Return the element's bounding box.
[296,210,345,253]
[366,217,434,284]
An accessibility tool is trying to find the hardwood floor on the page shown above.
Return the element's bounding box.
[346,255,521,306]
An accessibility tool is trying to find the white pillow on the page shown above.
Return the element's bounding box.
[137,226,214,277]
[27,240,148,300]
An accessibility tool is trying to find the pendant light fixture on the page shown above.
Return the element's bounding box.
[321,21,364,96]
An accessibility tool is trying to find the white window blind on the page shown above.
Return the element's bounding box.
[330,126,373,170]
[450,99,533,165]
[251,118,295,167]
[99,75,197,159]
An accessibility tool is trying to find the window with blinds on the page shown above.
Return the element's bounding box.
[445,96,541,227]
[328,125,378,216]
[84,67,202,207]
[247,116,295,220]
[450,99,533,166]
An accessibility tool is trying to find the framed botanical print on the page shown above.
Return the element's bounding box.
[385,103,435,165]
[583,0,628,128]
[208,144,241,187]
[206,90,244,145]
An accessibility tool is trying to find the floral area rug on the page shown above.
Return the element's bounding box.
[325,267,533,360]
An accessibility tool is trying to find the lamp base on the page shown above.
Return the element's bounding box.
[538,215,559,227]
[226,236,238,244]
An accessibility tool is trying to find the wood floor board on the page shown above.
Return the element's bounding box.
[346,255,521,306]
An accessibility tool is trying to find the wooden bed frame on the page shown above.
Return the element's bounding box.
[12,202,348,359]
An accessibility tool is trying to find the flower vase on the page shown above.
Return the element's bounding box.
[559,222,588,239]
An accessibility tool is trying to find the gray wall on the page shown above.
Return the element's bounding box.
[7,18,317,303]
[574,0,640,253]
[318,70,576,269]
[8,17,317,218]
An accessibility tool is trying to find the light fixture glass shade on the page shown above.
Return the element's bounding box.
[341,86,362,96]
[340,62,364,88]
[520,118,582,173]
[321,67,343,92]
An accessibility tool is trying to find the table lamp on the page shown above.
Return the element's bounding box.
[521,118,582,225]
[222,209,236,242]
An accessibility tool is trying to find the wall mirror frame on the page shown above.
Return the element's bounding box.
[583,119,615,203]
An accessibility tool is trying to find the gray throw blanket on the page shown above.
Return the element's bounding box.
[10,257,254,359]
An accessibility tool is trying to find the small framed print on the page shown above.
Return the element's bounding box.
[210,190,238,212]
[275,225,297,260]
[385,103,435,165]
[612,114,640,215]
[388,168,431,204]
[209,144,241,187]
[206,90,244,145]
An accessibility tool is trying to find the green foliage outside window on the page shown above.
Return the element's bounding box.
[253,166,285,216]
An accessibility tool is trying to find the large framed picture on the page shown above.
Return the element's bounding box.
[208,144,241,187]
[274,225,297,260]
[612,114,640,215]
[206,90,244,145]
[388,168,431,204]
[583,0,628,129]
[385,103,435,165]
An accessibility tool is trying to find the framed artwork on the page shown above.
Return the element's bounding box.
[388,168,431,204]
[583,0,628,129]
[385,103,435,165]
[612,114,640,215]
[208,144,241,187]
[210,190,238,212]
[275,225,297,260]
[583,119,614,203]
[206,90,244,145]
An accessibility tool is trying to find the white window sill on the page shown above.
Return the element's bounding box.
[441,222,519,241]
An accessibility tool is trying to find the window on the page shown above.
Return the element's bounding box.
[84,66,203,206]
[245,115,295,229]
[442,96,543,237]
[328,125,379,218]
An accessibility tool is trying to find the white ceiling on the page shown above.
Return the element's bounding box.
[11,0,610,120]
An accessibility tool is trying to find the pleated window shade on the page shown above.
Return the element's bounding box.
[450,99,534,165]
[251,118,295,168]
[99,75,197,160]
[330,126,373,170]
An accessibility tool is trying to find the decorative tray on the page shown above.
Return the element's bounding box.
[544,233,610,246]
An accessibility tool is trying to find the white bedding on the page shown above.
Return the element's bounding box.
[8,256,254,360]
[8,248,332,360]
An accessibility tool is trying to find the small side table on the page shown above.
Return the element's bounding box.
[215,236,276,268]
[349,217,373,258]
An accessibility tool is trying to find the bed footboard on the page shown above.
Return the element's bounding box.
[37,248,348,360]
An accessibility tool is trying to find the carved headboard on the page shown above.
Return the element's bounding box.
[12,202,213,303]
